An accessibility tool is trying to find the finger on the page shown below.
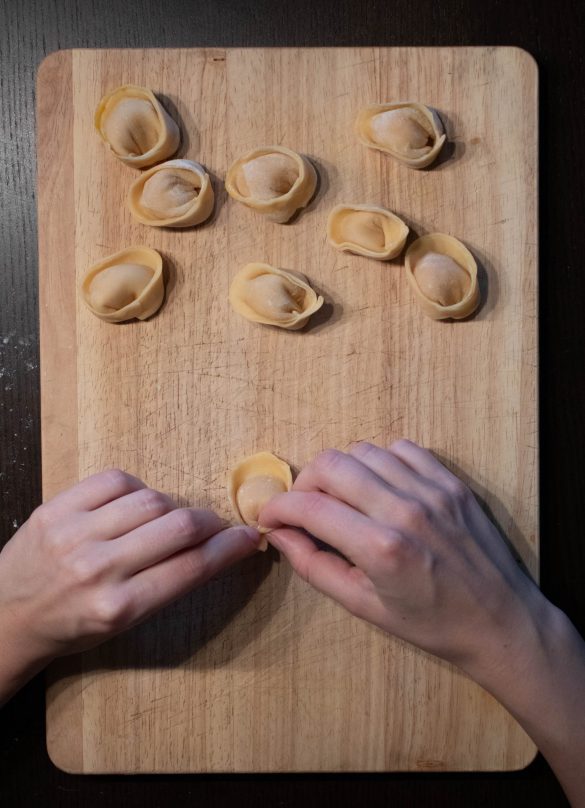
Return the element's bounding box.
[123,525,260,621]
[47,469,146,514]
[107,508,226,576]
[349,442,437,500]
[388,439,456,485]
[259,490,385,572]
[268,527,375,616]
[80,487,176,541]
[293,449,412,525]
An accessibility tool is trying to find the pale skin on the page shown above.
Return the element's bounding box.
[0,469,261,704]
[0,442,584,805]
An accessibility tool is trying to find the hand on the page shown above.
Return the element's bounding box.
[260,441,585,806]
[0,470,260,674]
[259,439,546,678]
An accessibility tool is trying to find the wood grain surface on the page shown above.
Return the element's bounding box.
[37,46,538,774]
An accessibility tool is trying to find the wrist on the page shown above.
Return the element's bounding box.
[0,604,55,705]
[460,581,556,695]
[461,586,582,726]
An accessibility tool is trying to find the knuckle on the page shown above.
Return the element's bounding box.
[44,532,68,555]
[314,448,345,475]
[67,552,101,585]
[30,504,54,532]
[390,438,421,457]
[445,477,470,502]
[430,487,452,513]
[350,441,376,460]
[180,549,207,582]
[170,508,198,537]
[390,438,411,452]
[137,488,170,517]
[40,523,69,553]
[302,492,326,520]
[431,479,470,514]
[102,468,137,493]
[373,529,406,570]
[90,591,131,632]
[399,499,429,529]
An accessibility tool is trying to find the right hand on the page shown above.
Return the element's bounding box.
[261,442,585,808]
[259,439,548,681]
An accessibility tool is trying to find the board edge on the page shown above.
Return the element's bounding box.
[37,48,85,775]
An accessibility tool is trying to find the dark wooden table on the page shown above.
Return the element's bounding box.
[1,0,583,805]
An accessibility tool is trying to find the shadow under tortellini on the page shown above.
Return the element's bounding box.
[385,220,496,322]
[423,109,467,171]
[429,243,497,322]
[200,168,227,227]
[160,252,178,310]
[283,153,334,224]
[157,93,198,159]
[146,168,226,233]
[82,545,294,672]
[124,251,178,323]
[275,267,344,334]
[386,212,423,248]
[465,244,499,320]
[305,154,332,207]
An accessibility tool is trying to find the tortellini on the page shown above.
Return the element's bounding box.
[355,102,446,169]
[229,263,324,330]
[95,85,180,168]
[229,452,293,548]
[327,204,409,260]
[128,159,214,227]
[81,246,165,323]
[225,146,317,223]
[405,233,480,320]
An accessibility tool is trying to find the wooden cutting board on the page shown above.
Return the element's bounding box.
[38,46,538,774]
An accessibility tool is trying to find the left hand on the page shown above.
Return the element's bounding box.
[0,470,260,667]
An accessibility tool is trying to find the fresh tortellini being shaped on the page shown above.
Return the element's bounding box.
[327,204,409,260]
[128,159,214,227]
[225,146,317,223]
[229,263,324,330]
[81,247,165,323]
[355,102,446,169]
[95,85,180,168]
[229,451,293,548]
[405,234,479,320]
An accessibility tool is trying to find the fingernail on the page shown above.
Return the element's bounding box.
[257,524,276,552]
[265,529,282,550]
[257,534,269,552]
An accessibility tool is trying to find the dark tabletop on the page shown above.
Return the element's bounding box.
[1,0,583,805]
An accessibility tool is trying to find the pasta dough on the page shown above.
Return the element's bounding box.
[228,452,293,549]
[226,146,317,223]
[327,204,409,260]
[355,102,446,169]
[81,247,165,323]
[229,263,324,330]
[405,234,480,320]
[95,85,180,168]
[128,159,214,227]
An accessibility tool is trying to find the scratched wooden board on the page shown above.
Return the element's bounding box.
[38,47,538,773]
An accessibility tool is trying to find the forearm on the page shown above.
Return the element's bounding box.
[468,600,585,807]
